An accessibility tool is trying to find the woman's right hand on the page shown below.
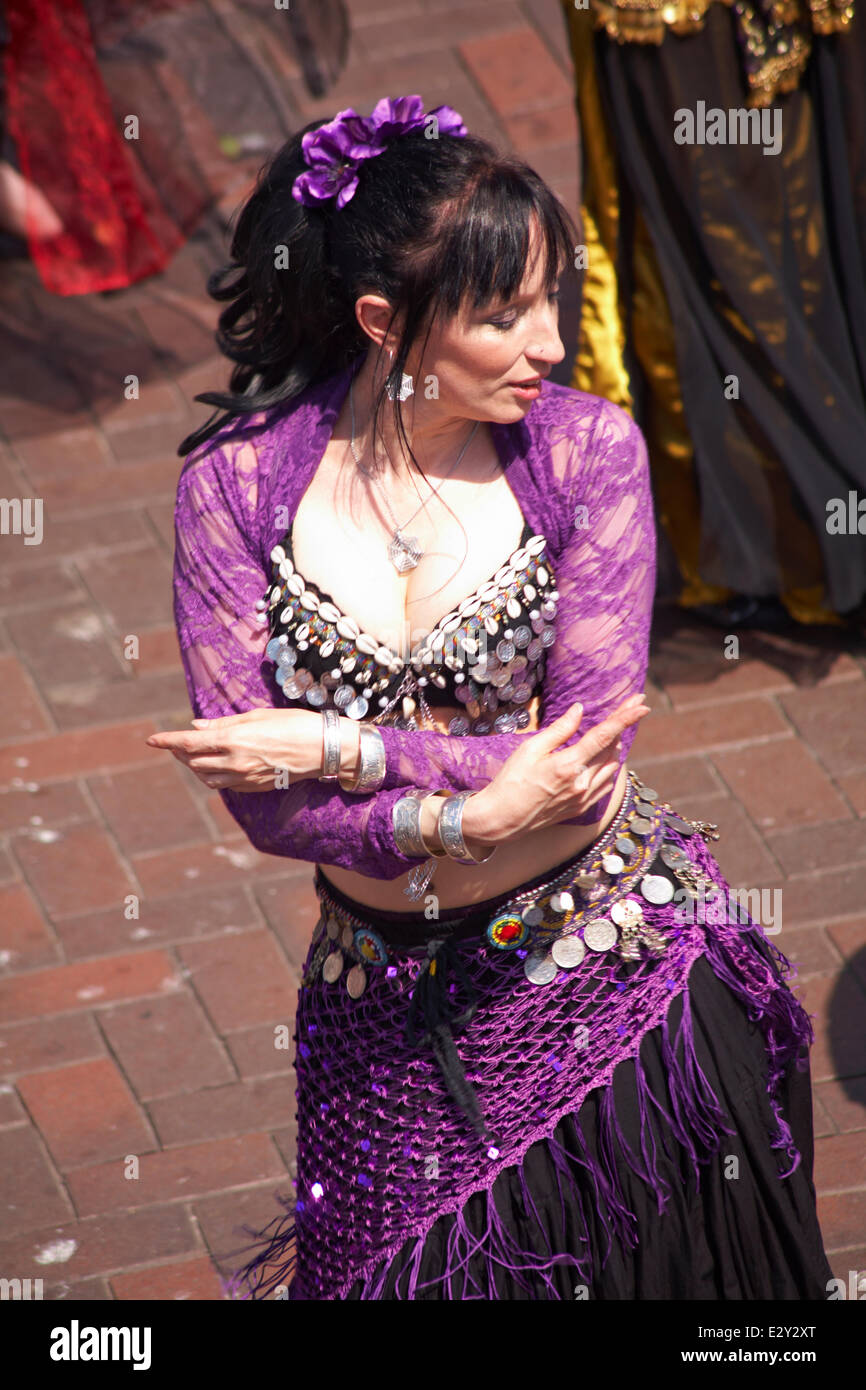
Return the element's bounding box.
[462,694,651,846]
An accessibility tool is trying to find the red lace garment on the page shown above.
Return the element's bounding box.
[172,358,657,880]
[1,0,348,294]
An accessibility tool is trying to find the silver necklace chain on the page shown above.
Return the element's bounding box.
[349,375,479,573]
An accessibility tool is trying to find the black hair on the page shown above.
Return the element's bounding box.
[178,114,580,472]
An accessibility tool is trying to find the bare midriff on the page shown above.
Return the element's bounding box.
[322,693,630,915]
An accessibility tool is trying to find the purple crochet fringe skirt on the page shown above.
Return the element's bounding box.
[225,773,832,1300]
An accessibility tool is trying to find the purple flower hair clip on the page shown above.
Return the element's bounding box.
[292,95,467,210]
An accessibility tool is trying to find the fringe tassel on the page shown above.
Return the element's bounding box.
[634,1054,669,1216]
[220,1191,298,1301]
[660,989,734,1188]
[700,917,813,1179]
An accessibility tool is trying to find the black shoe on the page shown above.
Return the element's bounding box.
[687,594,795,631]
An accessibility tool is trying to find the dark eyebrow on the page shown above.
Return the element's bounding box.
[482,280,562,314]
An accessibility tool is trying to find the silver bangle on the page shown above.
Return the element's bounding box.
[437,792,497,864]
[318,709,341,782]
[392,795,427,857]
[418,790,450,857]
[343,723,386,794]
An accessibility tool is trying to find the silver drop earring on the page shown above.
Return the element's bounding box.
[386,348,414,402]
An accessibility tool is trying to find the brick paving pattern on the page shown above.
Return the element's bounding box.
[0,0,864,1300]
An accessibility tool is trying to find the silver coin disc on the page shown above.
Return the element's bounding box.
[610,898,644,929]
[333,685,355,709]
[628,816,654,836]
[551,934,586,969]
[640,874,675,905]
[664,814,695,836]
[660,845,689,871]
[346,963,367,998]
[322,951,344,983]
[524,950,558,985]
[583,918,619,952]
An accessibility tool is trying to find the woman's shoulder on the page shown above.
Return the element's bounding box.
[181,410,272,478]
[529,383,643,483]
[181,368,336,482]
[534,379,638,439]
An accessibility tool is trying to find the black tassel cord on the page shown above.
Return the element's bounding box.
[404,937,497,1149]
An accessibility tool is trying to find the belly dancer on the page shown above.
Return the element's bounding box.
[151,95,832,1300]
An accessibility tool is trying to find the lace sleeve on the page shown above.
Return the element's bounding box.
[172,432,430,881]
[375,398,657,825]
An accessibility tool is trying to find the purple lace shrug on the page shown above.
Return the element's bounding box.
[172,357,657,880]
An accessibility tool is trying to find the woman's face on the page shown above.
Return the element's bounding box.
[387,217,567,427]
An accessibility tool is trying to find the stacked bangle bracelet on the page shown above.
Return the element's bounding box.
[436,790,497,866]
[392,788,498,899]
[316,711,386,793]
[347,723,386,793]
[316,711,497,897]
[392,794,432,858]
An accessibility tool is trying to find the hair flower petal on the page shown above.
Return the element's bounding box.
[367,95,427,139]
[300,108,380,163]
[427,105,468,138]
[292,95,466,209]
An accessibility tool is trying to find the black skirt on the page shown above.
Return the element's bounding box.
[343,953,832,1300]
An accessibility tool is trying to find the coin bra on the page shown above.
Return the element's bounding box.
[262,516,561,736]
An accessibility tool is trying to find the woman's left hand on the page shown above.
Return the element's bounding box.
[145,708,330,793]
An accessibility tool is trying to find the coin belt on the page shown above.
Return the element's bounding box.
[303,771,721,998]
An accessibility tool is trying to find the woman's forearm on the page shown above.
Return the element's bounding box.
[461,763,628,853]
[327,717,624,860]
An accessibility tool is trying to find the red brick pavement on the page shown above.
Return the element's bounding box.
[0,0,864,1300]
